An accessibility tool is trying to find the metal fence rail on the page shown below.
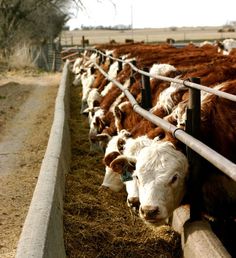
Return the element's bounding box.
[92,60,236,182]
[88,47,236,102]
[64,47,236,180]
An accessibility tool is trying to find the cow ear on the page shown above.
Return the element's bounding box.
[110,156,136,174]
[93,99,100,107]
[103,151,120,167]
[96,133,112,142]
[82,107,92,114]
[83,106,100,115]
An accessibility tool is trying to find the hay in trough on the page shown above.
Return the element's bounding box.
[63,84,182,258]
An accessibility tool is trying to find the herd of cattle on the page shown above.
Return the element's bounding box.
[68,39,236,228]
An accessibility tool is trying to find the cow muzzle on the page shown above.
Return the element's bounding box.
[139,205,166,225]
[127,197,140,214]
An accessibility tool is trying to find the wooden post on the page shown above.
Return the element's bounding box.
[82,36,85,48]
[118,58,122,73]
[109,54,113,64]
[186,77,202,221]
[131,60,136,77]
[130,76,135,86]
[141,67,152,110]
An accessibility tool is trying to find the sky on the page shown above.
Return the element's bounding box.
[67,0,236,29]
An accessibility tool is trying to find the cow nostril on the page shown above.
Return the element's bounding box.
[89,135,97,143]
[140,205,159,219]
[127,197,140,209]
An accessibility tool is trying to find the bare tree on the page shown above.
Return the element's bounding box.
[0,0,81,57]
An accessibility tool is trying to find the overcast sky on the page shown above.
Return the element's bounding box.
[67,0,236,29]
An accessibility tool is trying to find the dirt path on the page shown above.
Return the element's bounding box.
[0,72,60,258]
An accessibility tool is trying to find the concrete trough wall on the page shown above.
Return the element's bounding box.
[172,206,231,257]
[15,60,71,258]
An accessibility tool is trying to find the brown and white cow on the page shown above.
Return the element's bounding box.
[110,80,236,225]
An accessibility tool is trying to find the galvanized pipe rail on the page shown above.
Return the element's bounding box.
[92,61,236,182]
[83,47,236,102]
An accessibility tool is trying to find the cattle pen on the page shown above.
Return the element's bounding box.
[15,41,236,257]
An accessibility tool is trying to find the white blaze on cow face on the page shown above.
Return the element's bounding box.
[102,166,124,192]
[88,108,105,150]
[109,136,153,212]
[72,57,83,74]
[164,100,188,128]
[101,130,131,191]
[134,141,189,225]
[152,77,185,114]
[101,81,113,97]
[86,88,102,123]
[124,177,140,212]
[108,61,119,79]
[80,72,96,113]
[109,79,130,113]
[220,38,236,55]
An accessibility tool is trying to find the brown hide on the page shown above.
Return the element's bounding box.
[200,80,236,162]
[114,102,143,132]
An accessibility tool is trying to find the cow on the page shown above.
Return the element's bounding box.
[110,140,188,225]
[102,132,153,213]
[110,79,236,226]
[217,38,236,55]
[72,56,84,74]
[80,67,97,113]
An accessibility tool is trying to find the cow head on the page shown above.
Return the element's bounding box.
[164,100,188,129]
[101,130,131,190]
[110,155,139,212]
[101,166,124,192]
[87,109,106,151]
[136,141,188,225]
[111,141,189,225]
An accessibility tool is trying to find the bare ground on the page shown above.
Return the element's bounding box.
[0,71,60,258]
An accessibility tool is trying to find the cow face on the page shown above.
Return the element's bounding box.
[101,131,131,192]
[134,141,188,225]
[164,100,187,128]
[88,109,105,151]
[101,166,124,192]
[110,155,140,213]
[124,178,140,213]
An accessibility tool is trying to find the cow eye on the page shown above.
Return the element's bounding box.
[169,174,178,185]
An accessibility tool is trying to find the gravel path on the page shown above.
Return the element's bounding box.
[0,72,60,258]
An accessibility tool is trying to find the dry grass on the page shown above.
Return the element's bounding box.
[63,84,182,258]
[8,44,35,70]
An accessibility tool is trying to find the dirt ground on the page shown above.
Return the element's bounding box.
[0,71,60,258]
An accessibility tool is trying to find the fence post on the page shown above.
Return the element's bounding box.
[109,54,113,64]
[118,58,123,73]
[141,67,152,110]
[130,75,135,86]
[82,36,85,48]
[131,60,136,77]
[186,77,202,221]
[129,60,137,89]
[99,51,105,64]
